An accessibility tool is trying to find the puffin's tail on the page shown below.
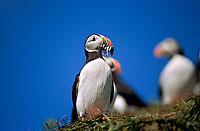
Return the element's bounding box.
[71,107,78,123]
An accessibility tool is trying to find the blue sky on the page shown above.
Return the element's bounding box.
[1,0,200,130]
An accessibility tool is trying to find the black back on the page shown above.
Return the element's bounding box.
[71,74,79,122]
[113,72,146,107]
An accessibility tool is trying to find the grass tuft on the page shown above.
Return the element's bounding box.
[49,94,200,131]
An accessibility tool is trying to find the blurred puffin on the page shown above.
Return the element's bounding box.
[193,51,200,94]
[103,56,147,114]
[154,38,197,105]
[71,34,115,122]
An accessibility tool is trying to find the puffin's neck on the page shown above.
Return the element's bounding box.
[178,49,184,56]
[169,49,184,59]
[112,71,120,81]
[85,50,103,63]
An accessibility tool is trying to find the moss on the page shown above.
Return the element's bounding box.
[47,95,200,131]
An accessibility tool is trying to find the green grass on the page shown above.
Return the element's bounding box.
[46,94,200,131]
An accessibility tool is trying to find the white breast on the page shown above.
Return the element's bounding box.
[160,54,196,104]
[193,82,200,94]
[76,58,112,119]
[113,94,128,114]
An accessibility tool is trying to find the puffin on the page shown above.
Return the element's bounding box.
[193,51,200,94]
[154,38,197,105]
[71,34,115,122]
[103,56,147,114]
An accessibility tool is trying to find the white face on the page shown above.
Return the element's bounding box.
[85,34,114,56]
[103,56,121,72]
[85,34,103,52]
[161,38,181,56]
[154,38,181,57]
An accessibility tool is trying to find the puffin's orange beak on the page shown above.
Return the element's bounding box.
[154,44,164,58]
[105,37,113,47]
[103,36,114,56]
[111,57,121,72]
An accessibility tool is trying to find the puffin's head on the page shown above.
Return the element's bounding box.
[85,33,114,56]
[154,38,183,58]
[103,56,121,72]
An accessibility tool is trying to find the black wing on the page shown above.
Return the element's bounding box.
[195,60,200,82]
[71,73,80,122]
[158,84,163,102]
[109,82,115,105]
[114,79,147,107]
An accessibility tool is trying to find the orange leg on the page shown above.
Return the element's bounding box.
[102,116,106,120]
[81,116,85,121]
[102,113,110,120]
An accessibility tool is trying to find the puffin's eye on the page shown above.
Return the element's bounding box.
[91,36,96,41]
[88,36,96,43]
